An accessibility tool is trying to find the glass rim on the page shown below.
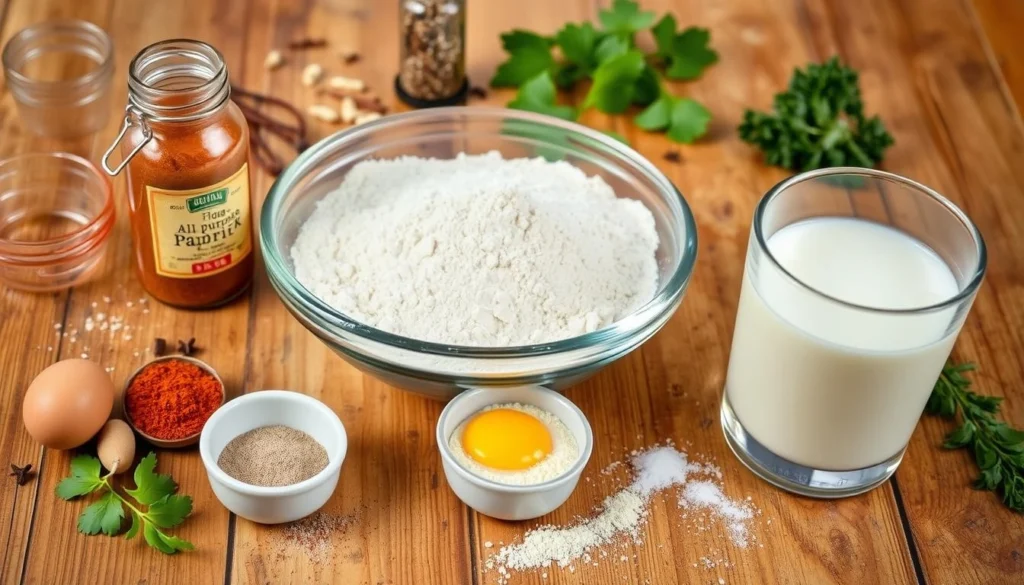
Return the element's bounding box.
[127,39,229,122]
[260,107,698,358]
[0,152,115,255]
[1,19,114,91]
[753,167,987,315]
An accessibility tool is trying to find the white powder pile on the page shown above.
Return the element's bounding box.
[448,402,579,485]
[681,481,754,547]
[488,446,756,584]
[290,152,659,346]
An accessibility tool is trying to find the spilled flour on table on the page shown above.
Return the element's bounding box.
[486,445,759,584]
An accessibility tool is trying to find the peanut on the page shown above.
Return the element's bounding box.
[264,49,284,70]
[307,104,341,123]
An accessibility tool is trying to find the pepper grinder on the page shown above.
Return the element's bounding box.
[395,0,468,107]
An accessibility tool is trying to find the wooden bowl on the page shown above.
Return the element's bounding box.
[122,355,226,448]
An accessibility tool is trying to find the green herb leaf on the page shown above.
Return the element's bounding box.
[975,440,999,470]
[501,30,552,52]
[56,455,104,500]
[58,450,196,553]
[145,494,193,529]
[143,522,174,554]
[491,4,715,146]
[599,0,656,36]
[144,523,194,555]
[583,50,645,113]
[594,35,630,65]
[652,14,677,56]
[491,31,554,88]
[554,22,598,70]
[552,62,589,88]
[77,491,124,536]
[633,65,661,106]
[667,98,712,143]
[975,465,1003,491]
[926,362,1024,513]
[943,421,975,448]
[664,28,718,80]
[508,71,577,121]
[652,16,717,80]
[126,453,176,506]
[992,423,1024,446]
[635,95,673,131]
[738,57,894,172]
[126,509,142,540]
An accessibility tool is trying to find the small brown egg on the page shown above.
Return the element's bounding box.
[96,419,135,474]
[23,359,114,450]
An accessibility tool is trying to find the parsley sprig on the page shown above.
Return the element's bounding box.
[926,362,1024,512]
[492,0,716,144]
[738,57,894,171]
[56,453,195,553]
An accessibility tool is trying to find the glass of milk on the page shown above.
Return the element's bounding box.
[721,168,986,497]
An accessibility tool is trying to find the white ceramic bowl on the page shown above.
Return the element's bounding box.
[199,390,347,524]
[436,387,594,521]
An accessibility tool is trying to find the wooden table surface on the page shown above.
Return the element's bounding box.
[1,0,1022,584]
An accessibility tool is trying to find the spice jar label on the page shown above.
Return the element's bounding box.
[146,163,252,278]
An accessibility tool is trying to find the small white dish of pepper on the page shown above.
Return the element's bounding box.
[199,390,347,524]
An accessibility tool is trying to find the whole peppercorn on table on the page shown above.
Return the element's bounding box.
[1,1,1023,584]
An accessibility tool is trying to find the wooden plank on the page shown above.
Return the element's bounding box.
[227,1,473,583]
[970,0,1024,119]
[0,1,115,583]
[813,0,1024,583]
[627,0,916,583]
[471,0,916,583]
[15,0,252,584]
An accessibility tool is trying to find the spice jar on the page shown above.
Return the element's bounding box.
[102,40,253,308]
[396,0,468,107]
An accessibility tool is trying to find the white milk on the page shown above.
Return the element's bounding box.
[725,217,961,471]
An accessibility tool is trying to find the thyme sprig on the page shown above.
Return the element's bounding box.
[926,362,1024,512]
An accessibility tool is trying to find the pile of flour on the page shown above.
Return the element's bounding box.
[290,152,659,346]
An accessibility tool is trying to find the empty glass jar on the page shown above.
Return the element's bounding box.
[1,20,114,138]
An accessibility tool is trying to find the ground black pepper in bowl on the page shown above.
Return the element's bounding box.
[217,425,328,487]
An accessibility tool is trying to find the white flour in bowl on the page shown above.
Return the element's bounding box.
[290,152,659,346]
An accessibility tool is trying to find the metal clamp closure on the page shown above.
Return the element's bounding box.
[101,106,152,176]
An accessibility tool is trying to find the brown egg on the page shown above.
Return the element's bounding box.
[23,359,115,450]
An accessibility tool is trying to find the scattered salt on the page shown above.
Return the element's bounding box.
[488,445,758,584]
[681,481,754,547]
[631,446,694,496]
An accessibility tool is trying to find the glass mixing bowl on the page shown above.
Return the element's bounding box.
[261,108,697,400]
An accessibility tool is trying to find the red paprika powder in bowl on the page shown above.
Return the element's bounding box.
[124,356,225,448]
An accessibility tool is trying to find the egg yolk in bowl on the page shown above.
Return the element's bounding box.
[461,408,553,470]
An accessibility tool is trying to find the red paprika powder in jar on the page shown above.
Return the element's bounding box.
[103,40,252,308]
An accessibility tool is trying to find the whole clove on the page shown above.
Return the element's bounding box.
[10,463,33,486]
[663,151,682,164]
[341,51,361,65]
[469,85,488,99]
[153,337,167,357]
[316,88,389,114]
[177,337,197,356]
[288,38,328,50]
